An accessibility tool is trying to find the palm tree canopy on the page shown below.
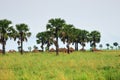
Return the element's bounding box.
[44,31,53,45]
[71,28,81,44]
[106,43,110,47]
[16,24,29,32]
[7,26,17,39]
[16,23,31,41]
[79,30,89,43]
[46,18,65,30]
[36,31,53,50]
[113,42,118,46]
[0,19,12,29]
[36,32,46,44]
[0,19,12,42]
[46,18,66,38]
[89,30,101,43]
[59,24,74,44]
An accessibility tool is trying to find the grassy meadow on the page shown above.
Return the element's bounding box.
[0,51,120,80]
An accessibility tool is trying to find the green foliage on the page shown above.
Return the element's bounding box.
[113,42,118,47]
[46,18,66,55]
[89,30,101,49]
[113,42,118,50]
[0,19,14,54]
[15,23,31,54]
[106,43,110,50]
[59,24,75,53]
[79,30,89,50]
[0,51,120,80]
[15,23,31,41]
[36,31,53,51]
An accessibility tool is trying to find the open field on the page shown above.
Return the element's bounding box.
[0,51,120,80]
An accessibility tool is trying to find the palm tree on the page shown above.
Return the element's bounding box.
[118,46,120,50]
[36,31,46,52]
[36,31,53,52]
[59,24,74,54]
[89,30,101,51]
[15,23,31,54]
[110,46,113,50]
[113,42,118,50]
[99,44,103,50]
[72,28,81,51]
[28,46,32,52]
[0,19,15,54]
[106,43,110,50]
[44,31,53,51]
[46,18,65,55]
[79,30,89,51]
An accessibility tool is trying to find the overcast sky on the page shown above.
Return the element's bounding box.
[0,0,120,51]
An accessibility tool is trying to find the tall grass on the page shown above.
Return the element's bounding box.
[0,51,120,80]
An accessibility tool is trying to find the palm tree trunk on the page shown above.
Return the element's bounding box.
[56,28,59,55]
[42,45,44,52]
[56,36,59,55]
[47,43,50,52]
[2,37,5,54]
[94,42,96,50]
[66,38,70,54]
[67,44,70,54]
[81,42,85,51]
[48,46,50,52]
[2,41,5,55]
[75,42,78,51]
[20,32,23,54]
[21,39,23,54]
[42,41,44,52]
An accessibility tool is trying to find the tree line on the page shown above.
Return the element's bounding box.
[0,19,31,55]
[36,18,101,55]
[0,18,101,55]
[105,42,120,50]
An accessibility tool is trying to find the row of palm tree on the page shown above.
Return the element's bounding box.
[0,19,31,54]
[0,18,101,55]
[36,18,101,55]
[105,42,119,50]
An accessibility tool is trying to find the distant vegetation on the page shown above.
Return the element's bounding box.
[0,18,120,55]
[0,19,31,54]
[36,18,101,55]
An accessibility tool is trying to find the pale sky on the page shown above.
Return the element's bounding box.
[0,0,120,51]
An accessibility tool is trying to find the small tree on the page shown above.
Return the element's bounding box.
[110,46,113,50]
[113,42,118,50]
[89,31,101,51]
[28,46,32,52]
[118,46,120,50]
[99,44,103,50]
[36,32,46,52]
[106,43,110,50]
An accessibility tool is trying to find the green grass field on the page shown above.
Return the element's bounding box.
[0,51,120,80]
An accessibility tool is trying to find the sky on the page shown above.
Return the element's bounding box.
[0,0,120,51]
